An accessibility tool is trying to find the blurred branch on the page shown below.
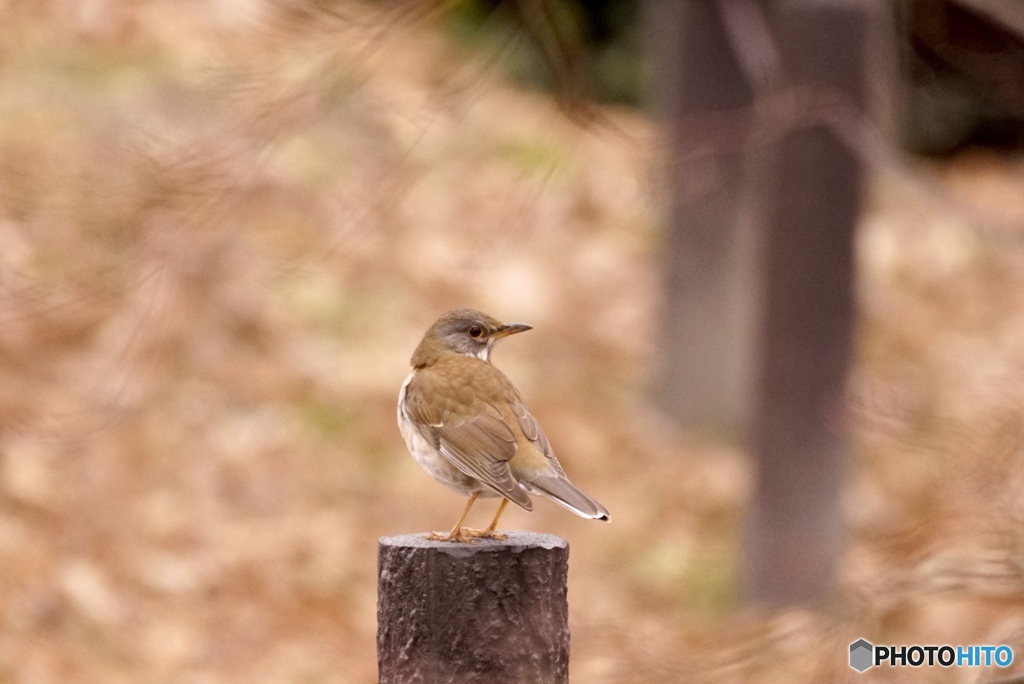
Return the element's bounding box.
[716,0,783,91]
[668,86,1024,244]
[960,0,1024,38]
[409,0,601,117]
[667,0,1024,245]
[505,0,592,110]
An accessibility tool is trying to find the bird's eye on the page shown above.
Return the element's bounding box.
[468,325,483,338]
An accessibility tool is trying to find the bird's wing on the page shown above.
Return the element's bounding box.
[507,399,561,473]
[508,398,611,521]
[402,379,532,509]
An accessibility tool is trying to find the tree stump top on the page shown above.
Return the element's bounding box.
[379,531,567,554]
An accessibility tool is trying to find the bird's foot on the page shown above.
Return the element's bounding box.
[425,526,506,543]
[460,527,507,541]
[426,529,475,543]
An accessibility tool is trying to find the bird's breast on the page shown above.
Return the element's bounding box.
[398,371,481,493]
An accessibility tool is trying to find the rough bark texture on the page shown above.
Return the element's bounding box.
[377,532,569,684]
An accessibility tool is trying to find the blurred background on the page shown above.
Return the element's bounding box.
[2,0,1024,682]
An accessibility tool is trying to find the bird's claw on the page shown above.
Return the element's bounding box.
[461,527,507,541]
[425,527,505,543]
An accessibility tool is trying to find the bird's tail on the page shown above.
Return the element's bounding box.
[523,475,610,521]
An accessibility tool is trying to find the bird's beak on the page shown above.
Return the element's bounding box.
[492,322,532,338]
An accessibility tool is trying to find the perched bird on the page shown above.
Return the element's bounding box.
[398,308,610,542]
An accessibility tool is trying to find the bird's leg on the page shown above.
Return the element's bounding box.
[427,492,479,542]
[463,498,509,540]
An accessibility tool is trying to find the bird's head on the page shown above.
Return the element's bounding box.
[411,308,532,367]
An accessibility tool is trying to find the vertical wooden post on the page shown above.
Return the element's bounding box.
[743,0,867,604]
[377,532,569,684]
[649,0,866,604]
[647,0,758,435]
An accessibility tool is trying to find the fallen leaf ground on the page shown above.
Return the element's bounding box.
[2,3,1024,683]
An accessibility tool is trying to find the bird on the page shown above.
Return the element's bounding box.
[398,308,610,542]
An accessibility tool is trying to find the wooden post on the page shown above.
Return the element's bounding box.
[743,0,866,604]
[647,0,758,435]
[377,532,569,684]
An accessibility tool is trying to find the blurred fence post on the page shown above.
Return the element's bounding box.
[742,0,867,604]
[648,0,758,436]
[648,0,867,605]
[377,532,569,684]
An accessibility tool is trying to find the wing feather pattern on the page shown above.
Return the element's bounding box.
[508,398,610,521]
[402,379,532,510]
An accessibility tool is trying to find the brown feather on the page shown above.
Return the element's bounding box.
[403,359,533,510]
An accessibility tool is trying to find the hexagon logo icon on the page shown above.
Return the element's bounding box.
[850,639,874,672]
